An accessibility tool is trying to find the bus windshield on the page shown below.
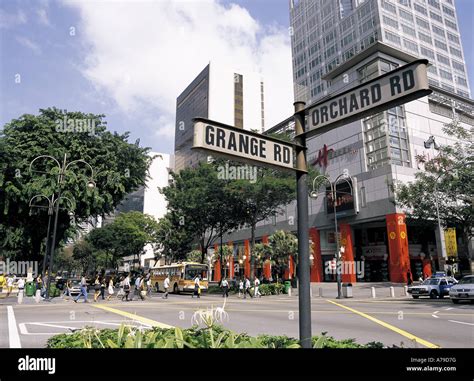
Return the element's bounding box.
[185,265,208,280]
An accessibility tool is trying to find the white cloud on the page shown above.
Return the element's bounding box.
[0,9,27,29]
[37,8,51,26]
[65,0,293,147]
[16,36,42,55]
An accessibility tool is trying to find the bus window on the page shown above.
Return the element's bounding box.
[185,265,208,280]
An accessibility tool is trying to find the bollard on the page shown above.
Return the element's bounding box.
[17,291,23,304]
[403,286,408,296]
[390,286,395,298]
[319,287,323,298]
[35,289,41,303]
[288,287,292,297]
[371,287,376,298]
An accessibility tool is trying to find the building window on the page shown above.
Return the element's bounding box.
[439,68,452,81]
[427,0,440,10]
[401,24,416,37]
[447,32,460,45]
[434,39,447,51]
[429,11,443,24]
[449,47,463,58]
[444,18,457,30]
[420,46,435,60]
[403,39,418,53]
[234,73,244,129]
[382,0,396,14]
[385,30,401,46]
[399,9,414,23]
[418,32,432,44]
[436,53,450,66]
[416,17,430,30]
[383,15,398,29]
[442,5,455,18]
[414,3,427,16]
[452,60,465,73]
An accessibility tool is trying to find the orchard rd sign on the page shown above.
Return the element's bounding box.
[193,118,295,170]
[303,59,431,138]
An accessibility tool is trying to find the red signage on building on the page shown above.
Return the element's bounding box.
[311,144,334,168]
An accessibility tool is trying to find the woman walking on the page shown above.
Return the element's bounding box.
[192,275,200,298]
[106,277,114,301]
[93,275,101,302]
[122,274,131,301]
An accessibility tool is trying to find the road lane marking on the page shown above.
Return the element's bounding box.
[7,306,21,348]
[327,300,440,349]
[91,304,173,328]
[448,320,474,326]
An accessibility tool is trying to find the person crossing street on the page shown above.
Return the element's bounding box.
[254,276,261,298]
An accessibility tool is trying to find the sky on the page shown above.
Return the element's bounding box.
[0,0,473,155]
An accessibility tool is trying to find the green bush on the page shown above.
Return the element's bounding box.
[46,325,383,349]
[258,283,285,296]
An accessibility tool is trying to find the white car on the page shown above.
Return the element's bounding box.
[449,275,474,303]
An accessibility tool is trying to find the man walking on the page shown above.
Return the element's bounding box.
[244,277,252,299]
[192,275,200,298]
[74,274,88,303]
[146,273,152,298]
[6,274,14,298]
[122,274,131,301]
[254,276,261,298]
[163,275,170,299]
[221,278,229,298]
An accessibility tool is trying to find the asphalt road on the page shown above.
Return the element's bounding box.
[1,292,472,348]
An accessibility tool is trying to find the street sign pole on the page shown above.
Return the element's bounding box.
[294,101,312,348]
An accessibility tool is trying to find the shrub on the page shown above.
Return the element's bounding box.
[46,325,383,349]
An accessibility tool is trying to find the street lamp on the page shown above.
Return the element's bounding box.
[29,194,75,278]
[29,154,96,300]
[310,173,353,299]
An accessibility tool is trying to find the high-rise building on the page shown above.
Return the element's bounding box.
[213,0,474,284]
[290,0,470,104]
[174,62,265,171]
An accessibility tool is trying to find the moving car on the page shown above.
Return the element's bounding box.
[408,277,457,299]
[68,279,83,296]
[449,275,474,303]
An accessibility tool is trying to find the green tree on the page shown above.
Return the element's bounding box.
[227,168,296,277]
[72,239,95,274]
[87,211,160,269]
[161,162,240,263]
[155,214,194,264]
[269,230,298,279]
[395,121,473,268]
[0,108,152,263]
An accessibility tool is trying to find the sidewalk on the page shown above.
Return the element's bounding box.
[308,282,411,300]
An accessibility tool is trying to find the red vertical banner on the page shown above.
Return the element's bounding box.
[339,223,356,283]
[386,213,410,283]
[244,240,250,278]
[262,235,271,280]
[213,243,221,282]
[309,228,323,282]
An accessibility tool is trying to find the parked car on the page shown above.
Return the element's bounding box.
[408,277,457,299]
[449,275,474,304]
[68,279,83,296]
[430,271,447,278]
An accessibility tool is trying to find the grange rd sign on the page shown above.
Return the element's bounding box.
[192,118,295,170]
[304,59,431,138]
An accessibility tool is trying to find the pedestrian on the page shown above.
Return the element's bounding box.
[17,277,25,299]
[244,277,252,299]
[35,274,42,295]
[146,273,152,297]
[254,276,261,298]
[100,277,106,300]
[0,273,5,294]
[117,276,124,299]
[63,279,72,300]
[93,275,101,302]
[221,278,229,298]
[133,275,142,301]
[74,274,89,303]
[106,277,114,301]
[6,274,14,297]
[138,276,146,301]
[238,279,244,298]
[192,275,200,298]
[122,274,131,301]
[407,270,413,286]
[163,275,170,299]
[41,273,49,298]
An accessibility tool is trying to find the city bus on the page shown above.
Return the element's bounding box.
[150,262,209,294]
